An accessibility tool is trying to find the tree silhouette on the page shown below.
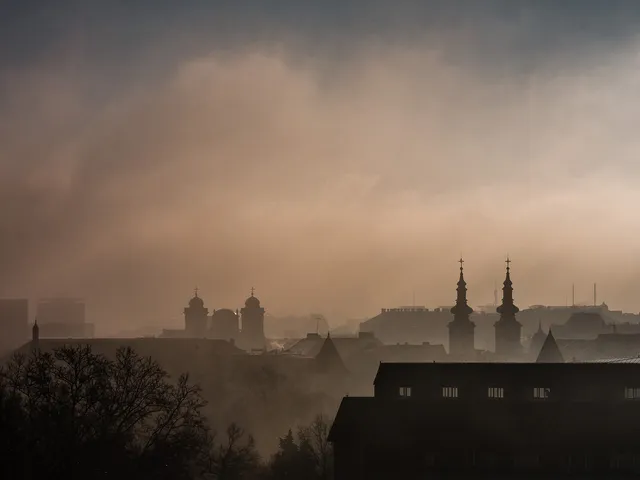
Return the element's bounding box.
[0,345,212,479]
[207,422,261,479]
[268,416,333,480]
[297,415,333,480]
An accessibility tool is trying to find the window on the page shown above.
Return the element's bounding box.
[442,386,458,398]
[624,387,640,399]
[399,386,412,397]
[488,387,504,399]
[533,387,550,399]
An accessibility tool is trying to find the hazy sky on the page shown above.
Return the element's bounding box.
[3,1,640,332]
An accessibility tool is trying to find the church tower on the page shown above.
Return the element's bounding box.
[448,258,476,358]
[240,287,266,351]
[184,288,209,337]
[494,257,523,357]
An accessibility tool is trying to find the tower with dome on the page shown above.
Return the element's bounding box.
[239,287,266,351]
[184,288,209,337]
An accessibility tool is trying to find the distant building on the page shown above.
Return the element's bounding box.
[329,361,640,478]
[37,298,85,324]
[211,308,240,341]
[35,298,94,338]
[529,321,547,355]
[161,288,265,352]
[551,311,608,339]
[0,298,28,354]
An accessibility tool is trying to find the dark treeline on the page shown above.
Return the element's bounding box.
[0,345,333,479]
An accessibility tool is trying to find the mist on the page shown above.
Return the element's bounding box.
[3,1,640,333]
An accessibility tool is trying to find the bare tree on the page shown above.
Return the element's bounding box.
[0,345,212,479]
[205,422,260,479]
[297,414,333,480]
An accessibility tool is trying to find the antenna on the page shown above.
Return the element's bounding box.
[571,283,575,307]
[493,281,498,306]
[594,283,597,307]
[316,316,319,335]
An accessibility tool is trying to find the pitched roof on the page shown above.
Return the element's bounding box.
[315,335,349,374]
[536,331,565,363]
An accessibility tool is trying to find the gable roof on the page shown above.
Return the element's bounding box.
[536,331,565,363]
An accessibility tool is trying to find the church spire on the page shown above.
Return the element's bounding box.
[450,258,473,317]
[497,256,519,316]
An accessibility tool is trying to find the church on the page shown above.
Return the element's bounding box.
[446,257,525,361]
[160,288,266,352]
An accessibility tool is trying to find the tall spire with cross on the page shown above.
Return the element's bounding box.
[448,257,475,358]
[494,255,522,357]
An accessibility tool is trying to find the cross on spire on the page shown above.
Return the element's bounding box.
[250,286,255,297]
[505,256,511,271]
[459,257,464,271]
[194,286,199,297]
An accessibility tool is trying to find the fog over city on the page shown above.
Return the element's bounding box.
[3,1,640,333]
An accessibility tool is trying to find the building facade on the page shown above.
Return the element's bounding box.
[329,361,640,479]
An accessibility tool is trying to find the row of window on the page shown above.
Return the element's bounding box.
[397,386,621,399]
[398,386,640,399]
[399,386,548,399]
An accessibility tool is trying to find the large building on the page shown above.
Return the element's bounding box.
[329,359,640,479]
[0,298,28,355]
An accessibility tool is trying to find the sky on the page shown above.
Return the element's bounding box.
[3,1,640,333]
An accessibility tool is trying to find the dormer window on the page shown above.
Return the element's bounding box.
[399,386,412,397]
[624,387,640,399]
[533,387,550,399]
[442,386,458,398]
[488,387,504,399]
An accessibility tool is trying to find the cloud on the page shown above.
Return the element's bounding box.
[3,16,640,332]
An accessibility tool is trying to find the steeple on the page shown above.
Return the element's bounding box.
[32,318,39,341]
[494,256,523,357]
[450,258,473,318]
[31,318,39,351]
[497,256,519,316]
[448,258,476,358]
